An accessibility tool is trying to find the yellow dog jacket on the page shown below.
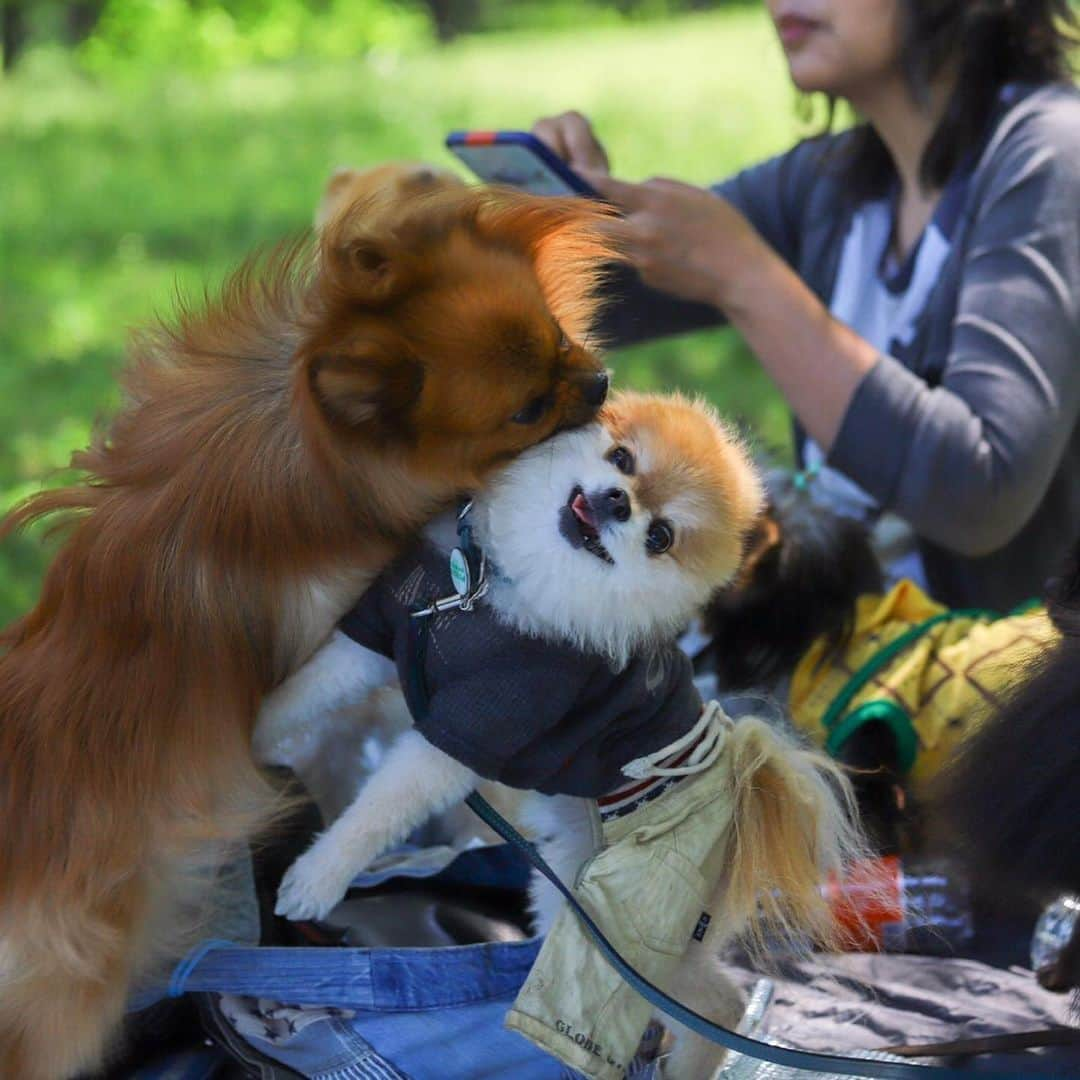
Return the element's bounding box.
[788,579,1057,788]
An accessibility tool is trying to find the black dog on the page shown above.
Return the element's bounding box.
[702,477,911,853]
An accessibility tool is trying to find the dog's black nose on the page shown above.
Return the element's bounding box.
[601,487,631,523]
[583,371,609,407]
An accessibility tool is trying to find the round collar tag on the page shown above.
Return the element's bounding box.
[449,548,471,597]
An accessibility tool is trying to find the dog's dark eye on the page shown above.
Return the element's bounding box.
[645,519,674,555]
[607,446,635,476]
[512,395,549,425]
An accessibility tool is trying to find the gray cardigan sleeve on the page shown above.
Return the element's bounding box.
[829,101,1080,557]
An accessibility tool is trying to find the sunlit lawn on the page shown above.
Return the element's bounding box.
[0,7,804,621]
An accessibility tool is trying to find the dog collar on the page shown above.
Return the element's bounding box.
[410,499,502,619]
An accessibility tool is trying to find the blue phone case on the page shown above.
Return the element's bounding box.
[445,130,599,197]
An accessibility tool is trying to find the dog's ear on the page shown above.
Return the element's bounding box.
[308,346,424,430]
[320,230,421,308]
[473,194,623,342]
[733,510,782,588]
[316,163,465,231]
[315,166,362,230]
[319,190,428,307]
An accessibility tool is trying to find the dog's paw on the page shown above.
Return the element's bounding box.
[274,844,357,922]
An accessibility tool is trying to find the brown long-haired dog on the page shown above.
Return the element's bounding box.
[0,168,617,1079]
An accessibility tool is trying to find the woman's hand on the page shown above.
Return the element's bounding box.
[531,111,611,175]
[531,112,771,310]
[580,173,875,452]
[581,173,773,312]
[532,115,876,450]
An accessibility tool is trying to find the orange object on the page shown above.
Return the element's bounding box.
[826,855,905,951]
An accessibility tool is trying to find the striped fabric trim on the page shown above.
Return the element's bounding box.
[596,728,707,821]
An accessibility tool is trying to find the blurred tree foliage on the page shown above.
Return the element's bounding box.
[3,0,431,73]
[1,0,740,73]
[3,1,105,71]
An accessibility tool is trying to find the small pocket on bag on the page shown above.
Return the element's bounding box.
[580,843,708,958]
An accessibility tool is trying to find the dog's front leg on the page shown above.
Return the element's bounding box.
[253,630,396,768]
[275,730,478,921]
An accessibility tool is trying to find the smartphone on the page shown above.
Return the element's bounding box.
[445,130,599,197]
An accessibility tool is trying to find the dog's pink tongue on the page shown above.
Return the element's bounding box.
[571,492,597,530]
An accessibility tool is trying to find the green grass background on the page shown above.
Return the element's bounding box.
[0,7,805,623]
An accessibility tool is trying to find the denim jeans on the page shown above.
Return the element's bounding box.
[183,939,612,1079]
[162,847,660,1078]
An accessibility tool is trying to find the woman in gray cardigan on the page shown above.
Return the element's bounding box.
[535,0,1080,610]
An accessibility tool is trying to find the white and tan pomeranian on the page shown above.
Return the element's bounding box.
[256,391,863,1078]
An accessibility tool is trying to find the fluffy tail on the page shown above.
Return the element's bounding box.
[717,716,868,957]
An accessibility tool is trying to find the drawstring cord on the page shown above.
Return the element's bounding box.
[620,700,734,780]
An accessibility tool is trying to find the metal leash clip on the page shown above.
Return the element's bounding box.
[410,567,489,619]
[411,500,489,619]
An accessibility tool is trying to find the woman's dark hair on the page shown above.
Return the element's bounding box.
[835,0,1079,201]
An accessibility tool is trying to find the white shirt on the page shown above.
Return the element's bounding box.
[803,196,956,585]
